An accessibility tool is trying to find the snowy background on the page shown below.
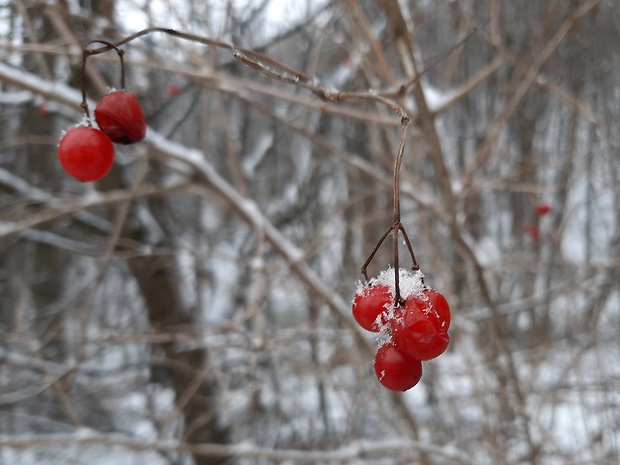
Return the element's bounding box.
[0,0,619,464]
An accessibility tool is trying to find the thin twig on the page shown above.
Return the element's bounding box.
[360,225,395,281]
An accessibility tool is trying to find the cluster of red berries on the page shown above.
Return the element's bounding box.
[58,90,146,182]
[352,268,451,391]
[524,203,552,241]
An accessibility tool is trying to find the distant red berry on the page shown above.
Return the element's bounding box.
[390,290,451,361]
[524,223,541,241]
[58,126,114,182]
[94,90,146,144]
[535,203,551,216]
[37,104,49,116]
[166,84,181,96]
[352,283,393,332]
[374,343,422,391]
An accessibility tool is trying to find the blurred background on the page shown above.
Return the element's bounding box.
[0,0,619,464]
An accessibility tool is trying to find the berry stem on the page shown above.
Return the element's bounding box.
[79,51,91,123]
[360,224,395,281]
[392,117,409,225]
[359,115,413,304]
[392,224,403,305]
[391,116,410,303]
[80,40,127,121]
[398,223,420,272]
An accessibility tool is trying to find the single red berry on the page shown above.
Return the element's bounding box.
[58,126,115,182]
[374,343,423,391]
[535,203,551,216]
[94,90,146,144]
[390,290,451,361]
[166,84,181,96]
[352,283,393,332]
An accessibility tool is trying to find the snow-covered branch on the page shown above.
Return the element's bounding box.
[0,61,373,352]
[0,433,471,463]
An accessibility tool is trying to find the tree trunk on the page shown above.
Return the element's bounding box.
[123,199,230,465]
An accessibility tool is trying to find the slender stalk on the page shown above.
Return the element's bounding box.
[398,224,419,271]
[79,51,90,122]
[360,224,395,281]
[80,39,127,120]
[391,117,410,303]
[393,224,402,304]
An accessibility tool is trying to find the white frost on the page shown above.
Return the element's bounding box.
[355,267,427,300]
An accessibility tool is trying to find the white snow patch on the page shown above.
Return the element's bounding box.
[355,267,427,301]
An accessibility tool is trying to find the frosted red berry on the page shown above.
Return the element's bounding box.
[352,270,451,391]
[94,90,146,144]
[374,342,423,391]
[390,289,451,361]
[58,126,115,182]
[352,283,393,332]
[418,289,451,332]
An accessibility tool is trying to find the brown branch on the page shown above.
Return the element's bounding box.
[0,183,190,239]
[461,0,602,193]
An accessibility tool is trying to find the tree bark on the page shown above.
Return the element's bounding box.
[123,198,230,465]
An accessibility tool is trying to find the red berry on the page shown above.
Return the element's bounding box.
[421,289,451,331]
[58,126,115,182]
[535,203,551,216]
[352,283,393,332]
[374,343,422,391]
[94,90,146,144]
[390,290,451,361]
[166,84,181,96]
[524,223,541,241]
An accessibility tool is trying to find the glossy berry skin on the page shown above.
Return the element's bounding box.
[419,289,451,331]
[352,283,393,332]
[374,343,423,391]
[94,90,146,144]
[58,126,114,182]
[390,289,451,361]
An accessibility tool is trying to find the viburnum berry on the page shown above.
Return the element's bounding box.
[535,203,551,216]
[166,84,181,96]
[417,288,451,331]
[390,289,451,361]
[374,342,423,391]
[94,90,146,144]
[524,223,541,241]
[352,283,393,332]
[58,126,115,182]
